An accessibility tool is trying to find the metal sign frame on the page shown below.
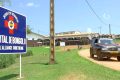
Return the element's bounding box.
[0,7,26,79]
[0,7,26,54]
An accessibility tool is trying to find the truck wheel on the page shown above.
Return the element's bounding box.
[117,56,120,61]
[97,50,103,61]
[97,55,103,61]
[107,57,111,60]
[90,48,94,58]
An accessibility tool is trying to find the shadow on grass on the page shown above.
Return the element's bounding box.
[30,62,49,65]
[0,74,18,80]
[29,62,58,65]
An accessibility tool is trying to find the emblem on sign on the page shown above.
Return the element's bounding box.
[3,12,19,35]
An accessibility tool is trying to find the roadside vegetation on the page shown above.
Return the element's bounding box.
[0,46,120,80]
[16,50,33,58]
[114,38,120,44]
[0,55,15,69]
[0,50,33,69]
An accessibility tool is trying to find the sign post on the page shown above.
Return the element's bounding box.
[0,7,26,79]
[17,54,23,79]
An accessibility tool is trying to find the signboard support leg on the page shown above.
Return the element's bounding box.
[20,54,22,78]
[17,54,23,79]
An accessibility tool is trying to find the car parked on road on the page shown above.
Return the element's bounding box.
[90,38,120,61]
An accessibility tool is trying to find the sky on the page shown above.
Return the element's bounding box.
[4,0,120,35]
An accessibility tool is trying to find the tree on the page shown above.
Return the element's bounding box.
[27,25,32,34]
[0,0,11,6]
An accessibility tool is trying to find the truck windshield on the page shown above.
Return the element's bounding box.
[100,39,114,45]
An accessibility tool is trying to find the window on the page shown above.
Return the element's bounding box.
[32,38,34,40]
[100,39,113,45]
[94,39,98,43]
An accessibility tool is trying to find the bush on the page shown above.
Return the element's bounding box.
[22,50,33,57]
[16,50,33,58]
[0,55,16,69]
[67,49,71,51]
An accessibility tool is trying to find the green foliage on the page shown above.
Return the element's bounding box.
[0,54,15,69]
[22,50,33,57]
[16,50,33,58]
[27,25,32,34]
[113,38,120,44]
[0,0,11,6]
[0,47,120,80]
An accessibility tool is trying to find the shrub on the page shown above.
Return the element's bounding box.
[67,49,71,51]
[16,50,33,58]
[0,54,16,69]
[22,50,33,57]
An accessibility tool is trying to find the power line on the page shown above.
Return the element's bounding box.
[85,0,107,25]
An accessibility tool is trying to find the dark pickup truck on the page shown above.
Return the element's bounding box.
[90,38,120,61]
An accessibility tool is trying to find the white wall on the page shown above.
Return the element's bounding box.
[27,33,45,40]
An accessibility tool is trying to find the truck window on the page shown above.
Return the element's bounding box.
[94,39,98,43]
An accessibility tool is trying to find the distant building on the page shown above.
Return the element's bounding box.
[55,31,81,36]
[55,31,98,38]
[99,34,114,38]
[27,31,99,47]
[27,32,46,40]
[55,31,99,46]
[114,34,120,39]
[27,32,46,47]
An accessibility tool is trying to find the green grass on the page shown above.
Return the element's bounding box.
[114,38,120,44]
[0,46,120,80]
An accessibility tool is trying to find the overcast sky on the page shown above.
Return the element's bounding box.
[4,0,120,35]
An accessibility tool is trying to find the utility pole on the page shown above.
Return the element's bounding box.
[109,24,111,35]
[49,0,55,64]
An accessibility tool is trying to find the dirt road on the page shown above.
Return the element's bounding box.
[79,49,120,71]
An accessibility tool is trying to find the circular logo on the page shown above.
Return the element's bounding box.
[8,20,14,30]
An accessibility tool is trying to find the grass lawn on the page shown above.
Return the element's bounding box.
[114,38,120,44]
[0,46,120,80]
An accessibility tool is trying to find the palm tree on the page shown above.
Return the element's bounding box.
[0,0,11,6]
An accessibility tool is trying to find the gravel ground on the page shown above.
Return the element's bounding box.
[79,49,120,71]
